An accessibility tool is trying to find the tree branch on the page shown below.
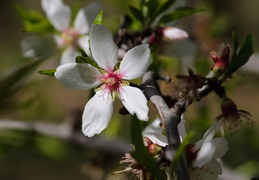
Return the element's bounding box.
[142,71,190,180]
[0,119,131,156]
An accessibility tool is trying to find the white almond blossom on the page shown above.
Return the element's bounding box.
[142,117,228,180]
[55,24,150,137]
[40,0,100,64]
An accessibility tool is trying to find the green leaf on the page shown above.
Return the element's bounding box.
[38,69,56,76]
[78,48,89,57]
[129,6,144,23]
[75,56,99,68]
[130,115,165,179]
[222,34,254,80]
[0,58,44,103]
[168,132,194,177]
[157,0,176,15]
[93,11,103,25]
[232,31,239,57]
[159,7,204,25]
[15,5,54,33]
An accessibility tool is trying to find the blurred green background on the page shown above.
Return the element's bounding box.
[0,0,259,179]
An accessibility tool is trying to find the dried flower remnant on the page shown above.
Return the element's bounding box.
[216,97,252,134]
[176,68,206,100]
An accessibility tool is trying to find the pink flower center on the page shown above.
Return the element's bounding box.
[61,28,80,47]
[98,70,128,98]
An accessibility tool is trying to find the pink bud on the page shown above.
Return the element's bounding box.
[162,27,189,42]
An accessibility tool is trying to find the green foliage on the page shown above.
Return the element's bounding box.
[78,48,89,57]
[0,59,44,104]
[159,7,204,25]
[156,0,176,15]
[129,6,144,23]
[130,115,165,179]
[38,69,56,76]
[35,135,69,160]
[222,33,254,80]
[168,132,194,177]
[15,5,54,33]
[75,56,99,68]
[93,11,103,25]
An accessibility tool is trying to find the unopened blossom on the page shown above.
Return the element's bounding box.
[55,24,150,137]
[149,27,188,45]
[142,117,228,180]
[41,0,100,64]
[210,44,232,76]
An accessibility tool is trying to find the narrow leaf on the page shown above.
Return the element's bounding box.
[130,115,165,179]
[0,59,44,101]
[157,0,176,15]
[232,31,239,57]
[78,48,89,57]
[38,69,56,76]
[93,11,103,25]
[129,6,144,23]
[75,56,99,68]
[168,132,194,176]
[159,7,204,25]
[223,34,253,80]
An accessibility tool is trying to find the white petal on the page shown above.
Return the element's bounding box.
[41,0,71,31]
[142,132,168,147]
[119,86,149,121]
[119,44,150,80]
[74,2,101,34]
[78,35,91,57]
[74,9,90,34]
[54,35,64,48]
[55,63,101,90]
[82,91,113,137]
[203,118,223,142]
[21,35,56,59]
[193,141,216,167]
[193,137,228,167]
[144,118,163,134]
[60,47,79,65]
[177,115,187,141]
[90,24,118,70]
[189,159,222,180]
[208,138,228,159]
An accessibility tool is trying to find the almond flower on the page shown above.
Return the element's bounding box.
[55,24,150,137]
[142,118,228,180]
[41,0,100,64]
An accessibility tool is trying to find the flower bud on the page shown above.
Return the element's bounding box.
[210,44,232,75]
[161,27,189,42]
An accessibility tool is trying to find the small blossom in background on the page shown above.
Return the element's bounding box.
[42,0,101,64]
[55,24,151,137]
[141,117,228,180]
[22,0,101,64]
